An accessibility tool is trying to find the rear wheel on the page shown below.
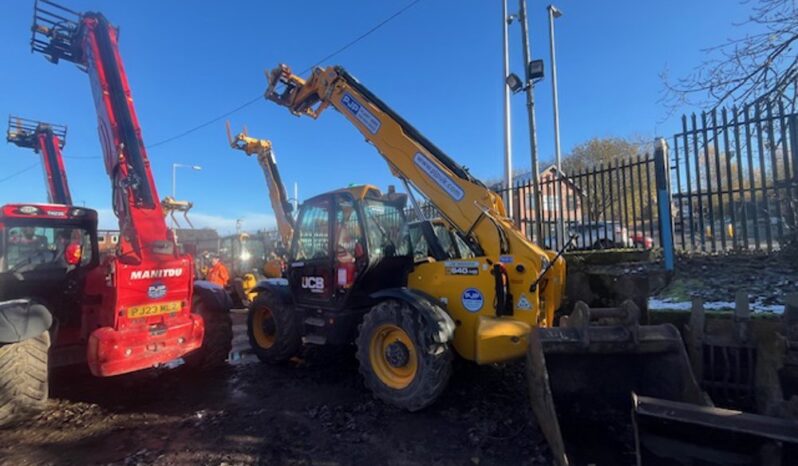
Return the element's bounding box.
[356,300,452,411]
[184,297,233,370]
[0,332,50,427]
[247,292,300,363]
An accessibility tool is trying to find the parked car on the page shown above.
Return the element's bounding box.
[630,231,654,249]
[569,222,633,250]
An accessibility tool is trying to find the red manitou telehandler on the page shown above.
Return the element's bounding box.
[0,0,232,427]
[6,116,73,205]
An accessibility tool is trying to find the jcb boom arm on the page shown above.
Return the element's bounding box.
[266,64,565,325]
[6,116,72,205]
[226,124,295,247]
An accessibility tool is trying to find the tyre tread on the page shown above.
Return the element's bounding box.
[0,332,50,428]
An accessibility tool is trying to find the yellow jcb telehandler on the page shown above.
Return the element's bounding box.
[245,64,713,464]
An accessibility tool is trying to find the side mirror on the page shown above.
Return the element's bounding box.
[65,243,82,266]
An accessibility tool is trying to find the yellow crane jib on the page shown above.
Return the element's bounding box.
[225,121,294,251]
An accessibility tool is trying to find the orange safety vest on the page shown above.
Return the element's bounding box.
[206,262,229,287]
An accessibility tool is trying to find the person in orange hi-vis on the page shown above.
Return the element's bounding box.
[205,254,229,287]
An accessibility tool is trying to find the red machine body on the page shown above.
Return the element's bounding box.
[31,0,205,376]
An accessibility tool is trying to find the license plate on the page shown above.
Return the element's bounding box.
[127,301,181,319]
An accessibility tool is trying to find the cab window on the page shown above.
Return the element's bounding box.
[335,200,363,261]
[1,225,93,272]
[362,200,407,259]
[294,201,330,260]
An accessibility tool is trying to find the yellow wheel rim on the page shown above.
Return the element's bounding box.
[251,307,276,349]
[369,324,417,389]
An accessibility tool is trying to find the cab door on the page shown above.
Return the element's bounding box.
[288,196,333,306]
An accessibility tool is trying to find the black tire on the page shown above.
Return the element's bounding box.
[356,300,452,412]
[0,332,50,428]
[247,291,300,364]
[184,297,233,370]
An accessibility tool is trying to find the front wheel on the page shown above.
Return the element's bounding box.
[247,292,300,364]
[356,300,452,412]
[0,332,50,427]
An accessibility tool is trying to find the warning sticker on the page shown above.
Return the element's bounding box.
[444,260,479,276]
[516,293,532,311]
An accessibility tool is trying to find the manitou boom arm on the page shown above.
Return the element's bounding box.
[226,123,294,247]
[31,0,169,261]
[265,64,565,323]
[6,116,72,205]
[27,1,232,379]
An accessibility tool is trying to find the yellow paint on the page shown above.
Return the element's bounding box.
[251,306,275,349]
[411,259,544,362]
[474,317,531,364]
[368,324,418,389]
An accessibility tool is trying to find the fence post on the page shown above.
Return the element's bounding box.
[789,114,798,234]
[654,138,675,271]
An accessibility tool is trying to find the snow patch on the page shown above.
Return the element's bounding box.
[649,297,784,314]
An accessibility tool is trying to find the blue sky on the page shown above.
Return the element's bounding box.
[0,0,752,232]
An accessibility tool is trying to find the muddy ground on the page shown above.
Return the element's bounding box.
[656,251,797,308]
[0,311,567,466]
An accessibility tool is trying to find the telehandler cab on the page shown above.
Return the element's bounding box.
[245,64,709,463]
[0,204,97,425]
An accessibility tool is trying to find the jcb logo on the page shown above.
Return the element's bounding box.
[301,276,325,293]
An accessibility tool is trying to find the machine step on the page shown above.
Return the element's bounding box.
[302,334,327,345]
[304,317,325,328]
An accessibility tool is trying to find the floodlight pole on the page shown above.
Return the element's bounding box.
[502,0,514,217]
[519,0,543,242]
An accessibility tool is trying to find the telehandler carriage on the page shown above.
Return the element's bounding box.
[6,116,73,205]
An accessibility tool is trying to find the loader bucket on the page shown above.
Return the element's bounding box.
[526,300,706,465]
[632,394,798,465]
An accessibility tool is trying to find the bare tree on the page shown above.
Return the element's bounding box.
[662,0,797,113]
[563,137,653,223]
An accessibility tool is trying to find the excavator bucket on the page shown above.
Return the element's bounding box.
[526,300,707,464]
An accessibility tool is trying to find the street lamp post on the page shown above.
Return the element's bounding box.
[548,4,564,248]
[171,163,203,198]
[171,163,202,228]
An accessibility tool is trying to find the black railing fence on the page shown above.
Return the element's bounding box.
[492,156,661,252]
[671,100,797,252]
[270,99,795,259]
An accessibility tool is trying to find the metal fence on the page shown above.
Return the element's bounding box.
[269,99,797,259]
[499,157,663,252]
[671,101,797,252]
